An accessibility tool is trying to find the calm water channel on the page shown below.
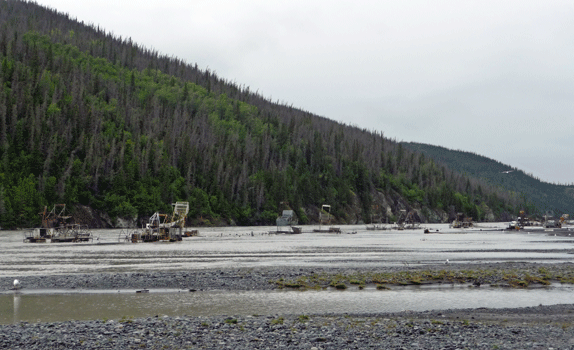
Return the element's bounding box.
[1,223,574,324]
[2,285,574,324]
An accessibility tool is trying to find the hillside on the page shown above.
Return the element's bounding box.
[402,142,574,217]
[0,1,525,228]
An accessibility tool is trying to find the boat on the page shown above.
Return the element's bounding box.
[130,202,190,243]
[50,224,92,242]
[24,204,92,243]
[290,226,302,234]
[450,212,473,229]
[276,210,298,226]
[183,229,199,237]
[273,208,302,234]
[403,210,422,230]
[313,204,340,233]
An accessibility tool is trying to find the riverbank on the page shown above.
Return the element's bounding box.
[2,262,574,348]
[2,304,574,349]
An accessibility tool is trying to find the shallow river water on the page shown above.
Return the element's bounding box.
[2,284,574,324]
[2,223,574,276]
[1,223,574,323]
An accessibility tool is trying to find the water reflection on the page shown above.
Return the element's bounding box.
[13,293,20,323]
[3,285,574,324]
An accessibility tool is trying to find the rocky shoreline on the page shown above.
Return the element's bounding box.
[2,262,574,349]
[2,305,574,349]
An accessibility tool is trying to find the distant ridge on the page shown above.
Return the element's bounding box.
[402,142,574,216]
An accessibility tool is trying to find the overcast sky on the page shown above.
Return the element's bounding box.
[34,0,574,184]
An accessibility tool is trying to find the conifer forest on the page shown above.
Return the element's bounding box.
[0,1,528,229]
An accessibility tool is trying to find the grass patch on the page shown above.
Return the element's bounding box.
[508,279,529,288]
[525,274,551,285]
[270,317,284,325]
[271,266,574,291]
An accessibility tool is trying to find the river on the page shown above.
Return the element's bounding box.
[1,223,573,324]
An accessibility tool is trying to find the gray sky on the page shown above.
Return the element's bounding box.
[35,0,574,184]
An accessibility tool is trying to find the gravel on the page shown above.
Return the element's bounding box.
[2,307,574,349]
[2,262,573,291]
[2,262,574,349]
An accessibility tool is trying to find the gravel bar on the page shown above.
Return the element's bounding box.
[2,262,574,291]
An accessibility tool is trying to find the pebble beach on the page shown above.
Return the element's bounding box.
[2,304,574,350]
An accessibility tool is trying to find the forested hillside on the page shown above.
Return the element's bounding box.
[0,1,525,228]
[402,142,574,217]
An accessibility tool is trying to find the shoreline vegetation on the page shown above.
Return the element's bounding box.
[273,264,574,290]
[3,262,574,292]
[2,263,574,349]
